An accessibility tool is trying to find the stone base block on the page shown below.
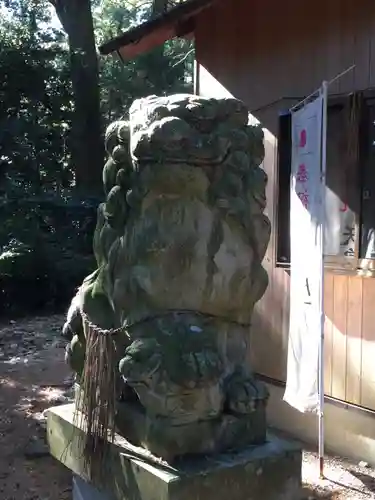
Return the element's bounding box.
[73,475,115,500]
[115,399,267,461]
[47,404,302,500]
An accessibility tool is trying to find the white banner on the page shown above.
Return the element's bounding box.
[284,90,326,413]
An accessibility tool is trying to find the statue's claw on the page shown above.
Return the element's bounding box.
[225,371,269,414]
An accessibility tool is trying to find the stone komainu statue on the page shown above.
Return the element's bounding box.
[63,94,271,469]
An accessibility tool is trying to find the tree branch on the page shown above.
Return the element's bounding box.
[172,47,194,68]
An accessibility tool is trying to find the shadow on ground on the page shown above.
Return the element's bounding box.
[302,486,341,499]
[348,469,375,493]
[0,331,73,500]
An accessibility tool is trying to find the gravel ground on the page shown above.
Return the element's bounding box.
[302,449,375,499]
[0,314,73,500]
[1,314,375,500]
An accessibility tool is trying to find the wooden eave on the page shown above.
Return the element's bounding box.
[98,0,214,61]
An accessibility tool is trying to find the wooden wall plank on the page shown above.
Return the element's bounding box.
[361,279,375,408]
[331,275,348,401]
[337,0,356,94]
[267,135,285,382]
[368,1,375,86]
[345,276,363,405]
[321,0,342,94]
[281,269,291,383]
[251,132,282,380]
[324,273,334,397]
[351,0,371,90]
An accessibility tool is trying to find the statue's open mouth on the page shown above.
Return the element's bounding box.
[134,146,231,168]
[131,116,233,168]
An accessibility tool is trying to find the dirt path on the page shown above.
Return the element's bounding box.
[1,315,375,500]
[0,315,72,500]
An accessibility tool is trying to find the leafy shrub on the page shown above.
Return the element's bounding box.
[0,193,99,317]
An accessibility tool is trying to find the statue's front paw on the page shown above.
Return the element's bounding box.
[225,373,269,414]
[119,338,161,385]
[65,335,85,377]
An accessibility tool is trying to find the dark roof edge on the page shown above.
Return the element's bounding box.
[99,0,214,55]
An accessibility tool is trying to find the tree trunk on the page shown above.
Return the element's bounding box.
[50,0,104,194]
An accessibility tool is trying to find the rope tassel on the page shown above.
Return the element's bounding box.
[75,313,121,480]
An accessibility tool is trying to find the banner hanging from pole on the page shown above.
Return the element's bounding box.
[283,88,326,414]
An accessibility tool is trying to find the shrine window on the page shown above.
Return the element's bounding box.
[276,92,375,273]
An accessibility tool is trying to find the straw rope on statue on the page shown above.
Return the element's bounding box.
[74,310,127,479]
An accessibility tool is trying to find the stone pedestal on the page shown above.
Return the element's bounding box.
[73,475,115,500]
[47,404,302,500]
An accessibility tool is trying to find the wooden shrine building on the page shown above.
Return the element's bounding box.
[100,0,375,465]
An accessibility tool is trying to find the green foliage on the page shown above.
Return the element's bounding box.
[0,190,98,316]
[95,0,194,123]
[0,0,194,316]
[0,0,73,191]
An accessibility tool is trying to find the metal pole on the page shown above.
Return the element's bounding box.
[318,80,328,480]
